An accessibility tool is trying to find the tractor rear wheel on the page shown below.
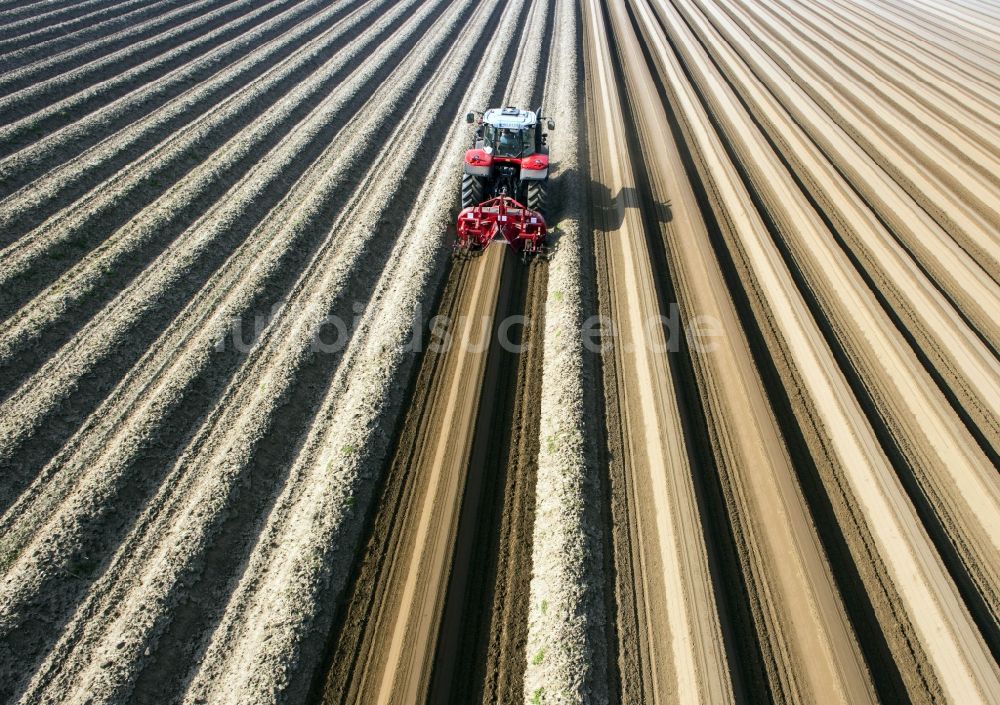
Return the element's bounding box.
[461,174,484,209]
[526,179,547,219]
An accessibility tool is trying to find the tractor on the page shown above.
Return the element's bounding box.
[455,106,554,255]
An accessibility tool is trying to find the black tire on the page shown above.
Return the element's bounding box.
[461,173,484,209]
[526,179,547,219]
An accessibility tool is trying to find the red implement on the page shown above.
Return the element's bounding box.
[455,196,547,254]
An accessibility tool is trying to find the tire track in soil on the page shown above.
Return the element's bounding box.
[307,0,548,700]
[425,0,553,696]
[426,257,547,705]
[314,248,524,705]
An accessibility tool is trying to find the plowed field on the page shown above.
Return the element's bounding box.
[0,0,996,703]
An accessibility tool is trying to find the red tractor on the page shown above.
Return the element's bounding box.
[455,106,554,255]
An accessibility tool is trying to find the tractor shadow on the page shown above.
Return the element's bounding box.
[589,177,673,233]
[543,167,672,257]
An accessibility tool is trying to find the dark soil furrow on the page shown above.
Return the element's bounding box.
[0,0,427,507]
[0,3,460,696]
[0,0,245,103]
[127,12,508,701]
[0,0,136,37]
[0,0,321,166]
[0,0,176,67]
[0,0,371,269]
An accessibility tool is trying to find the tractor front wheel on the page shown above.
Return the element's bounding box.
[461,173,484,209]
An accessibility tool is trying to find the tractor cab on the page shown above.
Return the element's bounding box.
[477,107,541,158]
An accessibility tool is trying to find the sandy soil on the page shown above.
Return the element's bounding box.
[0,0,996,703]
[310,0,552,701]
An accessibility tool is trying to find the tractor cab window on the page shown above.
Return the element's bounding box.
[521,126,536,155]
[484,124,534,157]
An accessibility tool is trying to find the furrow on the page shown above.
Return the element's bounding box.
[458,260,546,705]
[0,0,396,403]
[898,0,1000,35]
[863,0,1000,71]
[766,0,1000,158]
[0,0,419,519]
[0,1,994,704]
[0,0,176,67]
[728,0,1000,208]
[715,0,1000,281]
[306,2,541,702]
[315,0,556,696]
[422,0,554,698]
[820,0,1000,98]
[585,1,741,703]
[0,0,84,26]
[683,0,1000,480]
[687,0,1000,350]
[661,0,1000,661]
[608,0,883,702]
[0,0,319,169]
[0,0,363,280]
[0,0,247,106]
[523,0,613,702]
[1,1,484,702]
[0,0,134,36]
[0,3,447,692]
[0,0,73,21]
[947,0,1000,23]
[637,0,1000,700]
[876,0,1000,60]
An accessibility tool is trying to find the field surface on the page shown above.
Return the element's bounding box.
[0,0,997,703]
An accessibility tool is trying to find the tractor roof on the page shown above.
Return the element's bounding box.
[483,107,536,129]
